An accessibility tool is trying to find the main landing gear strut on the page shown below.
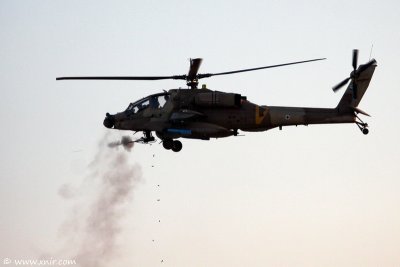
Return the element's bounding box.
[355,114,369,135]
[162,139,182,152]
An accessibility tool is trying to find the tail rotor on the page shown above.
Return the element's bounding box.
[332,49,359,99]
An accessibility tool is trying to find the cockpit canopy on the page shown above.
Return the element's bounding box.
[126,92,170,114]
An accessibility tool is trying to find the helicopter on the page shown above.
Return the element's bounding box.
[57,49,377,152]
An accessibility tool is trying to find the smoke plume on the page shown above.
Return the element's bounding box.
[59,132,142,267]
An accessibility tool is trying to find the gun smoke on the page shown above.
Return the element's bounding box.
[107,135,134,151]
[58,132,142,267]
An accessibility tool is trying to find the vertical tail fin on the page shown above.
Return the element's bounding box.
[337,59,377,113]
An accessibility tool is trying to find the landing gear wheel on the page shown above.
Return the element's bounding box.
[162,139,173,150]
[171,140,182,152]
[362,128,369,135]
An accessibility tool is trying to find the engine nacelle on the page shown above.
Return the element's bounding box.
[194,92,242,107]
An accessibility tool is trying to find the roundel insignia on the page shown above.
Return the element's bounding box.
[285,114,291,120]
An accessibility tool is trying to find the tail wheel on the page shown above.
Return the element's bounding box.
[355,114,370,135]
[172,140,182,152]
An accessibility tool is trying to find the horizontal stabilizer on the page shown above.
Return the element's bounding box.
[351,106,371,117]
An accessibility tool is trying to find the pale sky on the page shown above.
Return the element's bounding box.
[1,0,400,266]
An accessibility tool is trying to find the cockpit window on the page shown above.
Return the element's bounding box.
[157,94,169,107]
[126,93,169,114]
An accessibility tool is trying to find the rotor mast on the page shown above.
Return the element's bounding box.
[186,58,202,89]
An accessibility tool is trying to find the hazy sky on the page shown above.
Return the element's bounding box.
[1,0,400,266]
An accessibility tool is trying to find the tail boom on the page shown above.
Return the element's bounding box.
[267,106,355,129]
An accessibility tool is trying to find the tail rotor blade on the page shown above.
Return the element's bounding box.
[332,49,362,93]
[332,77,350,92]
[352,49,359,70]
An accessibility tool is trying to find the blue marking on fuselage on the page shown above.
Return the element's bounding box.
[167,128,192,135]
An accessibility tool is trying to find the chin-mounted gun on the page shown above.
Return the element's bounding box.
[134,131,156,144]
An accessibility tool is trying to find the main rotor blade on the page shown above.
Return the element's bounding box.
[56,75,187,81]
[352,49,359,70]
[332,77,350,92]
[198,58,326,79]
[187,58,203,81]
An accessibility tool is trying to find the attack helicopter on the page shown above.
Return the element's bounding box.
[57,49,377,152]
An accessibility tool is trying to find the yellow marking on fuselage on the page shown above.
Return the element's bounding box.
[255,105,267,125]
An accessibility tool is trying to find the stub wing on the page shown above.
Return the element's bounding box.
[169,109,205,122]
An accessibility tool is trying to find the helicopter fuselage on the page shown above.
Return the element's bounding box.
[104,88,356,141]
